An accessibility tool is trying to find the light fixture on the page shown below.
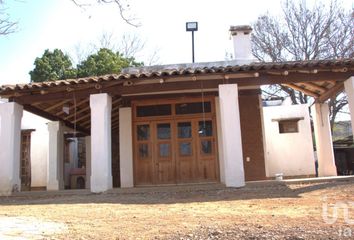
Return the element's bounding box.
[186,21,198,63]
[186,22,198,32]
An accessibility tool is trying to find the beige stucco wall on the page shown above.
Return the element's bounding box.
[263,104,315,177]
[21,111,49,188]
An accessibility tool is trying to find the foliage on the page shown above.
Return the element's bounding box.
[252,0,354,126]
[76,48,142,77]
[29,49,77,82]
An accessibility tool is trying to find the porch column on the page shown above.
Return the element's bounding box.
[0,102,23,196]
[311,103,337,176]
[344,76,354,137]
[85,136,91,190]
[90,93,112,192]
[119,107,134,188]
[218,84,245,187]
[47,121,64,190]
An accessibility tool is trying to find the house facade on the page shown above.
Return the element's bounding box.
[263,101,316,177]
[0,25,353,195]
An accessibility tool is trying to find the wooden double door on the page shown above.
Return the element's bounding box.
[134,118,219,185]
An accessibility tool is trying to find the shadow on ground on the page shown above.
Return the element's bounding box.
[0,179,353,206]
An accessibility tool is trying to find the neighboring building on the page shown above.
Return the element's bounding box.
[333,135,354,175]
[0,25,353,195]
[1,98,83,191]
[333,121,352,140]
[262,100,316,178]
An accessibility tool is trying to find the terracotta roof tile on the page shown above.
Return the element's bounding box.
[1,58,353,92]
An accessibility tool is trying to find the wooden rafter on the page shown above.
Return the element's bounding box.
[22,104,89,135]
[316,82,345,103]
[56,98,88,117]
[73,113,90,123]
[111,121,120,130]
[300,82,327,93]
[282,83,320,98]
[65,105,90,120]
[44,99,70,112]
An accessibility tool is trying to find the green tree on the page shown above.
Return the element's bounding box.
[77,48,142,77]
[29,49,77,82]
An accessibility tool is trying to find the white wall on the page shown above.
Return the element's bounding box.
[119,107,134,188]
[21,111,49,188]
[263,104,315,177]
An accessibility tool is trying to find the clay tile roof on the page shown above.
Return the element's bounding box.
[0,58,353,93]
[229,25,253,32]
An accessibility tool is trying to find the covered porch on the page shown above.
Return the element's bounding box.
[0,58,353,195]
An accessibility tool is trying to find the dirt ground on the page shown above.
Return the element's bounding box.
[0,179,353,240]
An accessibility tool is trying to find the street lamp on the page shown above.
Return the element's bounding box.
[186,22,198,63]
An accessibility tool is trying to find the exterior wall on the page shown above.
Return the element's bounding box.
[239,92,266,181]
[21,111,48,188]
[262,104,315,177]
[118,107,134,188]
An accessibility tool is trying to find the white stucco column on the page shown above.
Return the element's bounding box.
[90,93,112,193]
[85,136,91,190]
[215,97,225,184]
[311,103,337,176]
[47,121,64,190]
[344,76,354,138]
[119,107,134,188]
[218,84,245,187]
[0,102,23,196]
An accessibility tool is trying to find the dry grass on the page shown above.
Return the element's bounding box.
[0,179,353,239]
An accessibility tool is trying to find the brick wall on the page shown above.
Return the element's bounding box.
[239,92,266,181]
[112,129,120,187]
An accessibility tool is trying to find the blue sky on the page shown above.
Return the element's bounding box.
[0,0,352,85]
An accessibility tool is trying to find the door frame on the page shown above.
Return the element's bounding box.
[132,97,219,186]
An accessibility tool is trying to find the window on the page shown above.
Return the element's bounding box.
[175,102,211,115]
[278,120,299,133]
[136,104,171,117]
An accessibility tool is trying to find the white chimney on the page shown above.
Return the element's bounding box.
[229,25,254,63]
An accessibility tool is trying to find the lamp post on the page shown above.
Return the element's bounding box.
[186,22,198,63]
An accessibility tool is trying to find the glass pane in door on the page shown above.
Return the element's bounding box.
[137,125,150,140]
[200,140,212,154]
[157,123,171,139]
[178,122,192,138]
[198,120,212,137]
[159,143,170,157]
[138,143,149,158]
[179,142,192,156]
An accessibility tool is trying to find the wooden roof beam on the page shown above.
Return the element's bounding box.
[65,105,90,120]
[300,82,327,93]
[316,82,344,103]
[282,83,319,98]
[56,98,88,117]
[22,104,90,135]
[73,113,91,124]
[44,100,71,112]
